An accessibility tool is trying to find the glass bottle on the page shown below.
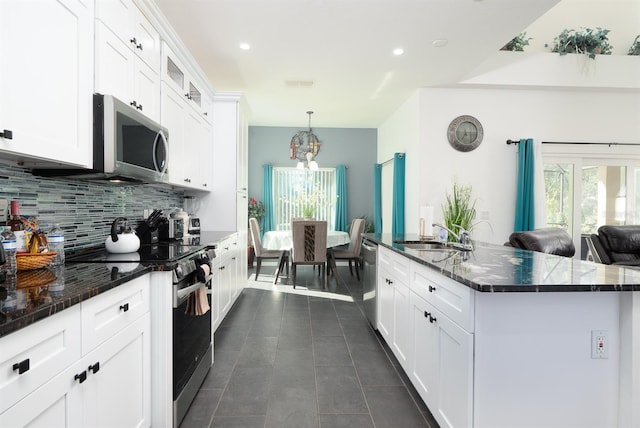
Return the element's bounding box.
[48,223,65,266]
[7,201,25,232]
[1,226,17,275]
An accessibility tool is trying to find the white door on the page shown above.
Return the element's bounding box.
[410,292,437,408]
[392,280,411,370]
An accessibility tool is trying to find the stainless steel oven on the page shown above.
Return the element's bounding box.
[172,248,215,427]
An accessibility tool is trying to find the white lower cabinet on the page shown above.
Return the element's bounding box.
[0,275,151,427]
[410,291,473,428]
[211,233,244,333]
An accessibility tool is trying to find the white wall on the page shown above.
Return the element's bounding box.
[380,86,640,244]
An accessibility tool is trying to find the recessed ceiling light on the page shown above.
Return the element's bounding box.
[432,39,448,48]
[239,43,250,50]
[393,48,404,56]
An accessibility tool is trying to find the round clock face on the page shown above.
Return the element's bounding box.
[447,115,483,152]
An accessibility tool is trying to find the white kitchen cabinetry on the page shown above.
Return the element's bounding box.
[0,275,151,427]
[0,0,92,167]
[376,246,411,369]
[95,22,160,122]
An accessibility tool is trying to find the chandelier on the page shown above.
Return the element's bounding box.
[289,111,321,170]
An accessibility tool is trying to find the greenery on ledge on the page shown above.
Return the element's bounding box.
[629,35,640,56]
[550,27,613,59]
[500,32,532,52]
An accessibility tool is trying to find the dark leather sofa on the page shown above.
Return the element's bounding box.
[508,227,576,257]
[589,225,640,266]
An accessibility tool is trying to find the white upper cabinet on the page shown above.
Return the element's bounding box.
[95,0,161,122]
[0,0,92,167]
[161,42,212,122]
[95,0,160,71]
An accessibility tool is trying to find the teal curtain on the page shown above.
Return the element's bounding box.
[262,164,274,235]
[392,153,405,236]
[334,165,348,231]
[514,139,535,232]
[373,164,382,233]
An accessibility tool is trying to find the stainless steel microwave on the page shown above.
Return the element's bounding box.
[34,94,169,184]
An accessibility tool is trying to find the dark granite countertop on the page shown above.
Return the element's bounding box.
[365,233,640,292]
[0,263,152,339]
[0,230,239,340]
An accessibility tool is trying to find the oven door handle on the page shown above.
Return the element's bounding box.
[174,274,213,308]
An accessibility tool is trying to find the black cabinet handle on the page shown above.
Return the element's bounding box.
[12,358,30,375]
[88,362,100,374]
[75,371,87,383]
[0,129,13,139]
[130,100,138,107]
[137,104,143,111]
[136,43,143,50]
[428,285,436,292]
[185,93,191,100]
[429,314,437,324]
[204,112,208,116]
[119,303,129,312]
[424,311,430,319]
[130,37,137,45]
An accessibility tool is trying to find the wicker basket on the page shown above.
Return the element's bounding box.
[17,268,56,289]
[16,252,57,271]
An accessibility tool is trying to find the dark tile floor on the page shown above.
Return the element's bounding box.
[180,262,439,428]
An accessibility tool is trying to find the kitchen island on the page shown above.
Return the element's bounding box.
[365,233,640,428]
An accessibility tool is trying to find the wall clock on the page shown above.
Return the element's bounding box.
[447,115,483,152]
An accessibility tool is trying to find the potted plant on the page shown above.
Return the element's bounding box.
[441,181,477,243]
[500,32,532,52]
[549,27,613,59]
[247,197,265,267]
[628,35,640,55]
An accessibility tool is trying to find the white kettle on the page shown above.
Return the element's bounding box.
[105,217,141,254]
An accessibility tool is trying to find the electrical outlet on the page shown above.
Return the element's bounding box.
[0,198,7,224]
[591,330,608,359]
[143,209,151,218]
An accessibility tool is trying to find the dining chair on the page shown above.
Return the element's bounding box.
[249,217,288,282]
[291,220,328,288]
[329,218,366,280]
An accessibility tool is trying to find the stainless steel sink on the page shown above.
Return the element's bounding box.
[394,240,450,251]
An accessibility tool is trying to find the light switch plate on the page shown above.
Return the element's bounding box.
[0,199,7,224]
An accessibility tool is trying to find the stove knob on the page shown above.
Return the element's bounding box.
[175,265,183,279]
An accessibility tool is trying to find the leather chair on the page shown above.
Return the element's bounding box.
[508,227,576,257]
[589,225,640,267]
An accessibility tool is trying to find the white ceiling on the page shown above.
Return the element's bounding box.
[152,0,635,128]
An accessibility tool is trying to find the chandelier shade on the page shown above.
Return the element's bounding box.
[290,111,321,169]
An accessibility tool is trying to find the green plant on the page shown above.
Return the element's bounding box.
[500,32,532,52]
[302,203,315,218]
[628,35,640,55]
[550,27,613,59]
[441,181,477,243]
[248,198,265,223]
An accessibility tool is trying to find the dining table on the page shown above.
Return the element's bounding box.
[260,229,351,285]
[261,229,350,251]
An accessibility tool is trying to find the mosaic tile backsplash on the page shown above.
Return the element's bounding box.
[0,162,185,251]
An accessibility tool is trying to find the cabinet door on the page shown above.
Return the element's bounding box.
[410,292,437,409]
[392,280,411,370]
[377,267,393,341]
[184,105,205,187]
[162,82,187,186]
[0,0,92,167]
[94,0,135,48]
[0,361,84,428]
[82,313,151,428]
[432,308,473,428]
[133,8,160,71]
[95,22,134,106]
[134,56,161,122]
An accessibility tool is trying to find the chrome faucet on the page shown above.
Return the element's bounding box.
[432,223,473,251]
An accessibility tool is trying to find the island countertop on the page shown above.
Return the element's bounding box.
[365,233,640,292]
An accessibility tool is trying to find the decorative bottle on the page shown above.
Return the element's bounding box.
[48,224,65,266]
[7,201,24,232]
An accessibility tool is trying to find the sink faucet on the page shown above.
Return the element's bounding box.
[432,223,473,251]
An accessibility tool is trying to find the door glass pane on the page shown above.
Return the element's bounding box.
[544,163,573,232]
[582,165,626,234]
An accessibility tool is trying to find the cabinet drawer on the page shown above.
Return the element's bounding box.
[411,263,474,332]
[379,247,410,284]
[81,275,150,354]
[0,305,82,413]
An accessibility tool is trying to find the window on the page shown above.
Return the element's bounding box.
[272,167,337,230]
[543,144,640,258]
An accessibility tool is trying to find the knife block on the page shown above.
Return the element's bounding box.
[136,222,159,246]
